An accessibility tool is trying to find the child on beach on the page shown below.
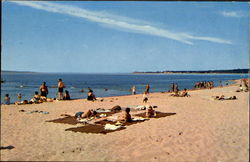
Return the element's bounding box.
[132,85,136,95]
[4,94,10,105]
[146,106,156,118]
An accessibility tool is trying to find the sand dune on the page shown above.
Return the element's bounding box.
[0,80,249,161]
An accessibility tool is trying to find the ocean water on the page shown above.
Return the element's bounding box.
[1,73,249,104]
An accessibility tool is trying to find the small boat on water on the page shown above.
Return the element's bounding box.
[1,79,5,83]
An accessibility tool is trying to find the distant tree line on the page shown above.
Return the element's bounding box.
[133,68,250,74]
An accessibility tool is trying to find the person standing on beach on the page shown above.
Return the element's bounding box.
[174,83,179,92]
[171,83,175,92]
[145,84,150,94]
[40,82,49,98]
[57,79,65,100]
[132,85,136,95]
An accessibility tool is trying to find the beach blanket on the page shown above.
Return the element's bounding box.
[65,124,126,134]
[132,117,148,121]
[95,108,112,113]
[104,124,124,130]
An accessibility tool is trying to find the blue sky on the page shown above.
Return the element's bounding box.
[2,1,249,73]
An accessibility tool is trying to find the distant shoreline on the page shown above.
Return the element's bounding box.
[133,68,249,74]
[132,72,249,75]
[1,70,37,74]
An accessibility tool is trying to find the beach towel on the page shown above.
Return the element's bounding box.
[99,114,107,117]
[132,117,148,121]
[127,105,146,110]
[104,124,124,130]
[95,108,111,113]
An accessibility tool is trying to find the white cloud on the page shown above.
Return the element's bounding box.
[220,11,248,18]
[11,1,232,45]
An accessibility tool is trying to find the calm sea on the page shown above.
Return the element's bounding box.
[1,73,249,103]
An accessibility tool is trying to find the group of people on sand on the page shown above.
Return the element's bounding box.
[62,108,132,123]
[170,83,179,92]
[62,105,157,124]
[194,81,214,89]
[131,84,150,95]
[3,78,71,105]
[170,88,190,97]
[240,78,249,91]
[131,84,151,103]
[236,79,249,92]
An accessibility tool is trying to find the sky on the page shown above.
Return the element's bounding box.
[2,1,249,73]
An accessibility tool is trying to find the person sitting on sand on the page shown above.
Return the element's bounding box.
[30,91,41,103]
[146,106,156,118]
[4,94,10,105]
[63,90,71,100]
[87,91,96,101]
[180,88,190,97]
[117,108,132,123]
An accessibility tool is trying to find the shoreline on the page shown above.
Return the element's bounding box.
[0,78,244,105]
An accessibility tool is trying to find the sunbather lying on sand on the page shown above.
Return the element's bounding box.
[61,109,97,119]
[94,108,132,123]
[213,95,237,100]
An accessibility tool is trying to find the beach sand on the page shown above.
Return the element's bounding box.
[0,80,249,161]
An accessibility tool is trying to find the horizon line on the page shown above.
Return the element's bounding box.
[2,68,249,74]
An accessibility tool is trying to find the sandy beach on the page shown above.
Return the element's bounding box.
[0,79,249,161]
